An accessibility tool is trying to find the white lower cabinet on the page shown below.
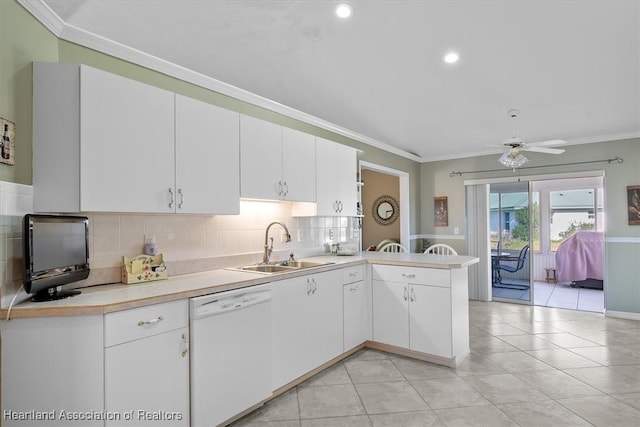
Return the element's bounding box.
[272,269,343,390]
[104,300,190,426]
[0,315,104,427]
[372,265,469,365]
[342,265,370,351]
[372,279,410,348]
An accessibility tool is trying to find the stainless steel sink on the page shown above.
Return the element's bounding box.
[280,260,333,269]
[236,265,298,273]
[229,260,334,274]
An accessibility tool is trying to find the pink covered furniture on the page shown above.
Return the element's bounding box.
[555,231,604,288]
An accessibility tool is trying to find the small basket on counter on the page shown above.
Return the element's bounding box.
[121,254,168,284]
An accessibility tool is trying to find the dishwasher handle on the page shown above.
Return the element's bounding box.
[192,290,271,318]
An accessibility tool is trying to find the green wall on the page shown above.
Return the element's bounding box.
[420,138,640,314]
[0,0,58,184]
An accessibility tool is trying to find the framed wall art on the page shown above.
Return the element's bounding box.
[434,196,448,227]
[372,195,399,226]
[0,117,15,166]
[627,185,640,225]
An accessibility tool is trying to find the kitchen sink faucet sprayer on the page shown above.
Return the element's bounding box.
[263,221,291,264]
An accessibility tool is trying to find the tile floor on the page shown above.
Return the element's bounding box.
[492,280,604,313]
[231,300,640,427]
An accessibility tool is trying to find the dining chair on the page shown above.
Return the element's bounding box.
[424,243,458,255]
[377,242,408,253]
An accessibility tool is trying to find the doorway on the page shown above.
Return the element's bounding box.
[530,176,605,312]
[466,172,605,313]
[359,161,410,251]
[490,181,532,304]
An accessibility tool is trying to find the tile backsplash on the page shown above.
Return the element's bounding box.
[0,181,34,307]
[0,181,361,306]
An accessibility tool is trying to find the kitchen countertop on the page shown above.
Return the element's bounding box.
[1,253,478,319]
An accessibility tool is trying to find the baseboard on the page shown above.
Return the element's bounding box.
[364,341,460,368]
[605,310,640,321]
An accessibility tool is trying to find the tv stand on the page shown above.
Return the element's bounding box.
[32,288,81,302]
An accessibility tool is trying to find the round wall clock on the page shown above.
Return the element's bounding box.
[372,195,399,225]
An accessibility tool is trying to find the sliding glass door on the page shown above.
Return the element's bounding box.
[490,181,533,303]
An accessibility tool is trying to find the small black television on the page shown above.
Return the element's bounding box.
[23,214,90,302]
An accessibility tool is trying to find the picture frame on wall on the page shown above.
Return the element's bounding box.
[628,185,640,225]
[0,117,15,166]
[434,196,448,227]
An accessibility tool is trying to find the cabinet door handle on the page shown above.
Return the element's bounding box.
[410,288,416,302]
[137,316,164,327]
[312,278,317,294]
[168,188,175,208]
[278,181,283,196]
[283,181,289,196]
[306,278,312,295]
[349,285,359,292]
[403,286,408,301]
[401,273,416,279]
[334,200,339,212]
[349,272,357,277]
[178,188,184,209]
[181,332,189,358]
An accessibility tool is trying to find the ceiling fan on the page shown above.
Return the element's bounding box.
[491,109,567,168]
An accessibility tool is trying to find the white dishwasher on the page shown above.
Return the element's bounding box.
[190,284,272,427]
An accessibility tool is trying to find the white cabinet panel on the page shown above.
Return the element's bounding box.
[311,270,344,363]
[80,65,176,213]
[372,280,409,348]
[175,95,240,214]
[372,264,451,287]
[409,284,452,356]
[282,127,316,202]
[337,143,358,216]
[272,269,342,390]
[0,315,104,427]
[105,328,190,426]
[343,280,369,350]
[315,137,340,216]
[240,115,283,200]
[104,300,188,347]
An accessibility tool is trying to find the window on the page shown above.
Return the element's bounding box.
[549,189,595,251]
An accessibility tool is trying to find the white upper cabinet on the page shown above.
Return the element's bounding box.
[312,137,358,216]
[282,127,316,202]
[239,115,283,200]
[175,95,240,214]
[240,115,316,202]
[80,65,175,213]
[32,63,240,214]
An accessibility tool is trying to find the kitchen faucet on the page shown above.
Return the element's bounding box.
[263,221,291,263]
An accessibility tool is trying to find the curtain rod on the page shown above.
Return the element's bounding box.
[450,157,624,177]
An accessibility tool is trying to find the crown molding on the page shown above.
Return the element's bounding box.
[18,0,422,163]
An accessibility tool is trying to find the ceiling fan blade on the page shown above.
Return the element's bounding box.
[527,139,567,147]
[524,146,566,154]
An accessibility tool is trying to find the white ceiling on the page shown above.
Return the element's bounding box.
[33,0,640,162]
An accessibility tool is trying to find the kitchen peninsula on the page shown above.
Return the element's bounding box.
[1,253,478,427]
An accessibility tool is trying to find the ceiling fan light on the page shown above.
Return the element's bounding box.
[499,150,529,168]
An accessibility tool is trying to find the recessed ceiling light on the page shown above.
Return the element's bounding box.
[335,3,354,19]
[444,52,460,64]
